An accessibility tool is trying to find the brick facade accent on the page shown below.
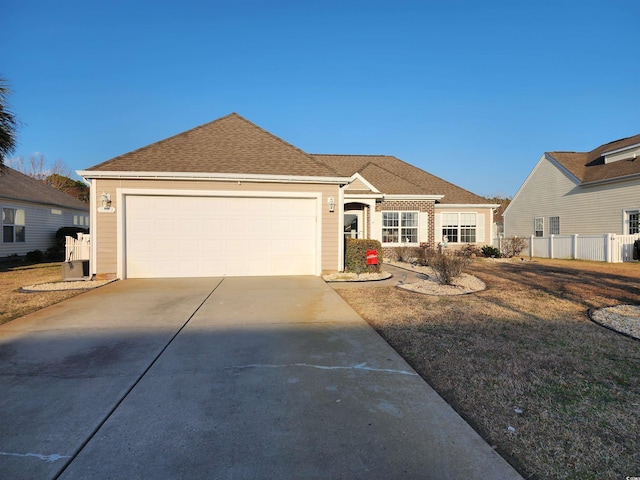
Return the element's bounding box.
[375,200,436,256]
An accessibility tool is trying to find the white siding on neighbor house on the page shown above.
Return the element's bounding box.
[0,198,89,257]
[504,155,640,238]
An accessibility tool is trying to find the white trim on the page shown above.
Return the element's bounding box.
[344,193,384,200]
[435,204,499,209]
[338,186,345,272]
[602,142,640,157]
[380,210,420,246]
[116,188,323,279]
[90,179,96,275]
[622,208,640,235]
[383,194,444,201]
[79,170,350,185]
[347,172,381,193]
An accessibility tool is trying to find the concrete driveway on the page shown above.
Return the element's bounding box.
[0,276,522,479]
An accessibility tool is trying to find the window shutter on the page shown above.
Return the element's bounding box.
[476,213,485,243]
[434,213,442,243]
[372,211,382,242]
[419,212,428,243]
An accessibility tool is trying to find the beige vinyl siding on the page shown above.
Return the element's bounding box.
[92,178,340,276]
[344,177,372,192]
[1,198,88,257]
[505,155,640,237]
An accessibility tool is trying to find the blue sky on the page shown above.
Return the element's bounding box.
[3,0,639,197]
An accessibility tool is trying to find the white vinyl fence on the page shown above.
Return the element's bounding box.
[527,234,640,263]
[65,234,91,261]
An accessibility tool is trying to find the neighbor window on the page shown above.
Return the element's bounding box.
[629,211,639,234]
[382,211,418,244]
[534,217,544,237]
[549,216,560,235]
[2,207,25,243]
[442,212,477,244]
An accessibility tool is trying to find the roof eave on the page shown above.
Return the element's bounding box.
[580,171,640,187]
[78,170,351,185]
[383,194,444,201]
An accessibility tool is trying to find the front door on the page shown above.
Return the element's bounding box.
[344,212,363,239]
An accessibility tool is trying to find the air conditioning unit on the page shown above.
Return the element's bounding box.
[62,260,90,280]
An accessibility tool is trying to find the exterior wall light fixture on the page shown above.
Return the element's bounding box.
[327,196,335,212]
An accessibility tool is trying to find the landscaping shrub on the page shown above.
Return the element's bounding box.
[481,245,501,258]
[394,246,425,264]
[456,243,481,258]
[502,236,527,258]
[428,250,472,285]
[25,250,44,263]
[345,239,382,274]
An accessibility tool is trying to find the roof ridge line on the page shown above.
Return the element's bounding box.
[232,115,341,176]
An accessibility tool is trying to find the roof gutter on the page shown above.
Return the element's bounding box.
[77,170,351,185]
[382,194,444,201]
[580,171,640,187]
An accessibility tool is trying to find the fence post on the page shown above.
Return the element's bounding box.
[605,234,612,263]
[530,235,534,258]
[549,235,554,259]
[573,234,579,259]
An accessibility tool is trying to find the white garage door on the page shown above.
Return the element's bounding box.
[124,195,318,278]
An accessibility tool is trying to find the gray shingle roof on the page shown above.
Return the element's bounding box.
[87,113,338,177]
[314,154,488,204]
[0,166,89,211]
[85,113,488,204]
[549,133,640,184]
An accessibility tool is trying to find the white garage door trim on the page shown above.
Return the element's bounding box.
[116,188,323,279]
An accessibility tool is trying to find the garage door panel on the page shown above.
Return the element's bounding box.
[125,195,317,278]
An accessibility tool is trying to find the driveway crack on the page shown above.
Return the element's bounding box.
[52,279,224,479]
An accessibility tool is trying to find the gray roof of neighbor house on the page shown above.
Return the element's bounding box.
[549,133,640,184]
[86,113,338,178]
[0,166,89,211]
[314,154,488,205]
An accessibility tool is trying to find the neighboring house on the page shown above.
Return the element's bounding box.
[504,133,640,238]
[79,113,496,279]
[0,165,90,258]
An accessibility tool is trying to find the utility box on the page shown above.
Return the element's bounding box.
[62,260,90,280]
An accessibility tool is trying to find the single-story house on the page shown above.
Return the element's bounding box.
[0,165,90,258]
[79,113,496,279]
[504,133,640,238]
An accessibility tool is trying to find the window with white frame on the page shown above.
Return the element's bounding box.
[534,217,544,237]
[441,212,477,244]
[549,216,560,235]
[627,210,639,234]
[382,211,418,244]
[2,207,25,243]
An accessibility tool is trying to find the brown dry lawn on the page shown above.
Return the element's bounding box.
[337,258,640,480]
[0,261,87,325]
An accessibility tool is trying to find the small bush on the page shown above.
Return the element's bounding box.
[481,245,501,258]
[429,251,472,285]
[394,246,425,263]
[25,250,44,263]
[502,236,527,258]
[345,239,382,274]
[457,243,481,258]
